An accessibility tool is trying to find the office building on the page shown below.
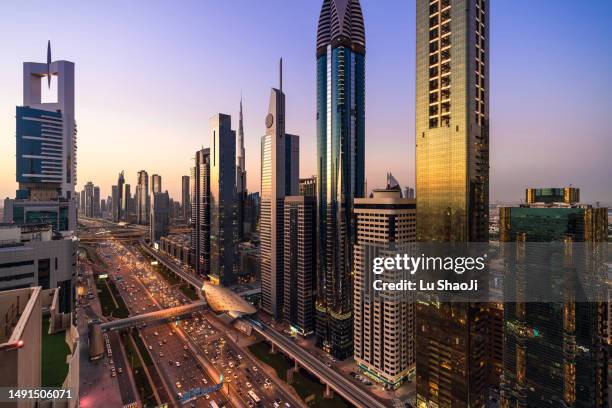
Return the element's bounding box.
[136,170,150,225]
[283,196,316,336]
[150,191,169,243]
[111,185,119,222]
[499,203,608,407]
[15,43,76,205]
[404,186,415,199]
[3,198,76,233]
[181,175,190,220]
[100,198,106,216]
[236,99,247,240]
[415,0,490,406]
[260,60,299,318]
[244,192,260,237]
[353,180,416,389]
[79,190,85,214]
[116,171,125,222]
[152,174,162,194]
[209,114,238,286]
[526,187,580,205]
[0,223,76,313]
[83,182,95,217]
[93,186,100,217]
[299,177,316,197]
[122,183,131,222]
[315,0,366,359]
[191,148,211,277]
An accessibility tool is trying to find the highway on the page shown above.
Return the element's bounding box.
[139,241,203,289]
[245,317,388,408]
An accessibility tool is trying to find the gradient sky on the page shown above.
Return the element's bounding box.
[1,0,611,204]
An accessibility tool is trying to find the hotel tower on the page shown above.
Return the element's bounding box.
[415,0,490,406]
[315,0,366,360]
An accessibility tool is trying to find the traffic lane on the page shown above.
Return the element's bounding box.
[108,331,138,405]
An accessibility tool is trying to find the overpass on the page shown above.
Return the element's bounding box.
[139,242,203,290]
[100,300,208,332]
[243,317,387,408]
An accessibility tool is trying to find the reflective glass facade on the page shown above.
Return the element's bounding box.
[415,0,490,406]
[316,43,366,359]
[500,206,608,407]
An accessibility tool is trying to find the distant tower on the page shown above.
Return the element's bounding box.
[315,0,366,359]
[181,175,190,219]
[117,171,125,222]
[151,174,162,195]
[260,59,299,318]
[236,98,247,240]
[209,114,238,286]
[136,170,150,224]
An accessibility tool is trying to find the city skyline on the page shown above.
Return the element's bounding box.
[1,1,611,204]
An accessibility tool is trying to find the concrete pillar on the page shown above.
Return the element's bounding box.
[324,383,334,399]
[270,343,276,354]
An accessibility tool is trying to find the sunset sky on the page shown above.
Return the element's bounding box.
[1,0,610,204]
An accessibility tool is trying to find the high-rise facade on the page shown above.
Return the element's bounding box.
[353,184,416,389]
[16,45,76,203]
[84,182,94,217]
[191,149,211,277]
[525,187,580,205]
[116,171,125,222]
[315,0,366,359]
[136,170,150,224]
[5,43,77,233]
[122,183,131,222]
[260,61,299,318]
[93,186,100,217]
[499,204,608,407]
[283,196,316,336]
[111,185,120,222]
[152,174,162,195]
[209,114,238,286]
[236,99,247,241]
[150,191,170,243]
[181,175,190,220]
[415,0,490,406]
[299,177,317,197]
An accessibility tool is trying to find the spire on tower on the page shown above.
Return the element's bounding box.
[46,40,52,88]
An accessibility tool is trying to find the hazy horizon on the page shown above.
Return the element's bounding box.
[1,0,610,204]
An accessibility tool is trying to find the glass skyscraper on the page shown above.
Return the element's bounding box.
[315,0,366,359]
[415,0,490,406]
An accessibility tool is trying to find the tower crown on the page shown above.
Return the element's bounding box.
[316,0,365,54]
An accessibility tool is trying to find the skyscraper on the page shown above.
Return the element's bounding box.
[209,114,238,286]
[315,0,366,359]
[525,187,580,205]
[181,175,190,220]
[111,185,119,222]
[283,195,316,336]
[260,60,299,318]
[136,170,150,224]
[93,186,100,217]
[16,43,76,202]
[117,171,125,222]
[84,182,94,217]
[499,203,608,407]
[353,178,416,389]
[415,0,490,406]
[191,148,211,277]
[122,183,131,222]
[299,176,317,197]
[152,174,162,194]
[150,191,170,242]
[4,43,77,233]
[236,98,247,241]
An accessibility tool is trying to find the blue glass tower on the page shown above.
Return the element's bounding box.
[315,0,366,359]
